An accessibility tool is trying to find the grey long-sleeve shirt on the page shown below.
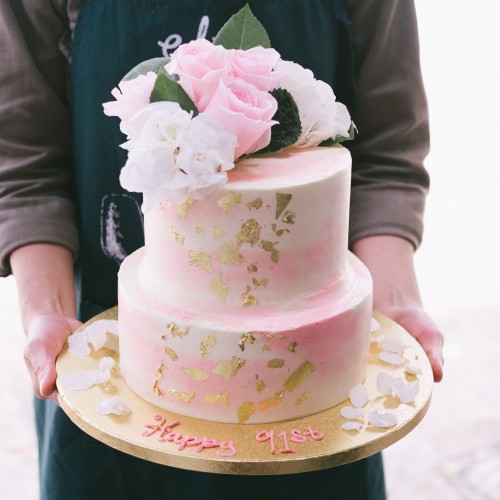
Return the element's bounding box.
[0,0,430,277]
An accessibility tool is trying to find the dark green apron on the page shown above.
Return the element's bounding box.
[35,1,385,498]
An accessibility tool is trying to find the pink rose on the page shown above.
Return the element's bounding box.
[203,78,278,158]
[228,47,282,92]
[166,39,231,111]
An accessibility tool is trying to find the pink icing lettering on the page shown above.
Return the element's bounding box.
[143,415,181,439]
[278,431,296,454]
[256,430,276,455]
[176,435,203,451]
[216,441,237,458]
[304,427,325,441]
[290,429,307,444]
[197,437,219,453]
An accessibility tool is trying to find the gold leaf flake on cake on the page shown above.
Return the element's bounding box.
[195,226,205,234]
[241,285,259,308]
[203,391,229,406]
[217,242,244,265]
[167,224,185,245]
[259,240,280,263]
[167,322,190,338]
[282,210,296,224]
[217,191,242,213]
[262,333,274,339]
[163,347,179,361]
[210,275,229,302]
[238,332,257,352]
[153,362,165,396]
[177,198,195,219]
[288,342,298,353]
[284,361,316,392]
[275,192,292,220]
[252,277,268,289]
[280,335,289,342]
[261,344,271,352]
[158,202,167,215]
[237,401,256,423]
[267,359,285,369]
[295,392,310,406]
[212,357,246,381]
[247,264,258,273]
[271,224,286,237]
[258,390,285,412]
[245,197,263,210]
[189,250,213,273]
[237,219,261,247]
[167,388,196,403]
[181,366,211,381]
[256,378,266,393]
[213,226,224,239]
[200,333,217,358]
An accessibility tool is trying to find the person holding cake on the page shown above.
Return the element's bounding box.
[0,1,444,499]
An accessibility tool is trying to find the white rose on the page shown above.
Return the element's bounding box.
[275,60,351,147]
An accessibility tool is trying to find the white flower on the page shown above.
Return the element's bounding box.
[349,384,369,408]
[118,101,237,210]
[275,60,351,147]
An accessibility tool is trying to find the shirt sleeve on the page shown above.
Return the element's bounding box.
[0,0,79,277]
[343,0,430,249]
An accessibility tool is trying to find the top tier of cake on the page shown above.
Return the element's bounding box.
[140,146,351,315]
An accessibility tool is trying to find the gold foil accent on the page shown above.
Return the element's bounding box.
[238,332,257,352]
[261,344,271,352]
[280,335,289,341]
[195,226,205,234]
[258,390,285,412]
[212,357,246,382]
[282,210,296,224]
[167,224,185,245]
[238,402,256,423]
[256,379,266,393]
[213,226,224,239]
[177,198,195,219]
[275,192,292,220]
[189,251,213,273]
[268,359,285,369]
[153,363,165,396]
[284,361,316,392]
[295,391,310,406]
[167,388,196,403]
[210,275,229,302]
[288,342,298,353]
[246,197,263,210]
[200,333,217,359]
[272,224,285,237]
[218,242,244,265]
[263,333,274,339]
[217,191,242,213]
[252,277,268,289]
[163,347,179,361]
[167,322,190,338]
[203,391,229,406]
[181,366,211,381]
[247,264,258,273]
[241,286,259,308]
[259,240,280,263]
[237,219,261,247]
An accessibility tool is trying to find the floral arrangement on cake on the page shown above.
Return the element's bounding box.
[103,5,355,210]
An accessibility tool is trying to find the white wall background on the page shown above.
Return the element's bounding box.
[1,1,499,498]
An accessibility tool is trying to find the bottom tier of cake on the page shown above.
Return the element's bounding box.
[118,249,373,424]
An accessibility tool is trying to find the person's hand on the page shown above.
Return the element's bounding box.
[375,305,444,382]
[24,314,82,403]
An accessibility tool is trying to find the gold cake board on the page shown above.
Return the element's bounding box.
[56,308,432,475]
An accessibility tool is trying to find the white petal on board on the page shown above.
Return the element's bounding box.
[381,338,409,354]
[340,406,365,420]
[367,410,398,428]
[67,331,91,356]
[379,351,406,365]
[371,318,381,332]
[376,372,396,395]
[392,379,420,404]
[349,384,369,408]
[62,369,111,391]
[85,323,109,351]
[341,421,363,432]
[98,356,115,371]
[370,333,385,344]
[96,397,132,416]
[404,363,423,375]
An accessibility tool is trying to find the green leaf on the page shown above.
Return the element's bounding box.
[319,121,358,147]
[251,88,301,156]
[122,57,170,81]
[149,73,198,115]
[213,4,271,49]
